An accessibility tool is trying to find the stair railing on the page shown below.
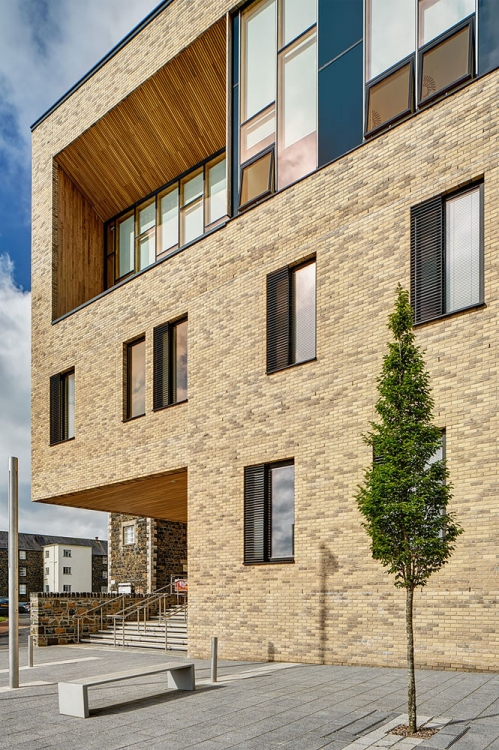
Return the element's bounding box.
[74,593,127,643]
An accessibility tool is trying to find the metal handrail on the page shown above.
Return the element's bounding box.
[74,593,127,642]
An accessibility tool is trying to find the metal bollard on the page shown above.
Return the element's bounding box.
[28,635,34,667]
[210,637,218,683]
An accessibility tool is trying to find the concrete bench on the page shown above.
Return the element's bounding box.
[58,661,195,718]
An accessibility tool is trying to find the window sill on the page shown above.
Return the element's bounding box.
[49,436,75,447]
[267,357,317,375]
[153,398,188,413]
[243,558,295,566]
[414,302,485,327]
[123,413,146,423]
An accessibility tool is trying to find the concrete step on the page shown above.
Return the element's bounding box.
[81,607,188,651]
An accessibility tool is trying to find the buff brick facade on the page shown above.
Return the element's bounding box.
[31,0,499,671]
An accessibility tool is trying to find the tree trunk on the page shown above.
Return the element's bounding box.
[406,586,417,733]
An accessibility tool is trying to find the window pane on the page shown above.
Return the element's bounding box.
[240,105,276,163]
[293,261,316,363]
[445,188,481,313]
[241,0,277,121]
[174,320,188,403]
[118,214,135,277]
[65,371,75,439]
[159,186,179,254]
[280,0,316,47]
[138,200,155,233]
[419,0,475,46]
[180,199,203,245]
[271,464,294,559]
[181,170,203,206]
[240,151,273,207]
[206,158,227,225]
[138,231,155,270]
[278,30,317,190]
[420,25,471,102]
[128,340,145,418]
[366,0,415,80]
[367,63,411,133]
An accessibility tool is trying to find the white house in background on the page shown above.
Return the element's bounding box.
[43,543,93,593]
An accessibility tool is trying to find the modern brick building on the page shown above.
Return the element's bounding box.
[31,0,499,670]
[0,532,108,598]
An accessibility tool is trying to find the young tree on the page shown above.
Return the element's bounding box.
[356,285,462,734]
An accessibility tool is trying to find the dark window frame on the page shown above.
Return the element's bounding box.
[411,181,484,325]
[49,368,75,445]
[266,257,316,374]
[125,336,146,421]
[239,145,275,210]
[417,16,475,107]
[244,458,295,565]
[153,316,188,411]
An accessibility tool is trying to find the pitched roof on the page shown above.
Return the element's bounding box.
[0,531,107,556]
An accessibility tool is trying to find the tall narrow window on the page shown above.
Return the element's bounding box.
[153,317,188,410]
[49,369,75,445]
[180,170,204,246]
[267,259,316,373]
[117,213,135,278]
[244,460,295,564]
[126,338,146,419]
[137,199,156,270]
[411,183,482,324]
[206,156,227,227]
[158,186,179,257]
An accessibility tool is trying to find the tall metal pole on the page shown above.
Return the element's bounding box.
[8,457,19,689]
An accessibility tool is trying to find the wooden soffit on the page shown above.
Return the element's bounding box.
[35,468,187,522]
[55,18,226,221]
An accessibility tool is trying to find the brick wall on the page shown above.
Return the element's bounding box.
[31,0,499,670]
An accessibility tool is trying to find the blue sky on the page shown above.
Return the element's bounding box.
[0,0,160,538]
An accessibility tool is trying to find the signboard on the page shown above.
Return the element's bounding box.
[174,579,188,593]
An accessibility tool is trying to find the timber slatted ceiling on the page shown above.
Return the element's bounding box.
[36,468,188,522]
[56,167,104,318]
[56,19,226,221]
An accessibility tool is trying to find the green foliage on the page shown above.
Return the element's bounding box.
[356,285,463,589]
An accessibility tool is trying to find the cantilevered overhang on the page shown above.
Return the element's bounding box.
[55,17,226,221]
[35,469,187,522]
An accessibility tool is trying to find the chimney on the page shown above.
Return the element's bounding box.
[95,536,99,540]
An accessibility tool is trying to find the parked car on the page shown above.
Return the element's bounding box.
[0,599,30,616]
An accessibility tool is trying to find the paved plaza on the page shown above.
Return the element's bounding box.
[0,644,498,749]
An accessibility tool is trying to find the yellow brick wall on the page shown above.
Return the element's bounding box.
[32,2,499,671]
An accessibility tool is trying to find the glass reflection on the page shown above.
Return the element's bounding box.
[278,30,317,190]
[182,171,204,205]
[293,261,316,363]
[65,371,75,439]
[366,0,415,80]
[270,464,294,559]
[367,63,412,132]
[207,158,227,225]
[240,105,276,163]
[118,214,134,277]
[419,0,475,46]
[420,25,471,101]
[241,0,277,121]
[445,188,480,313]
[139,201,155,233]
[128,339,145,418]
[159,186,179,254]
[240,151,273,207]
[181,199,203,245]
[280,0,316,48]
[139,233,155,270]
[174,320,188,402]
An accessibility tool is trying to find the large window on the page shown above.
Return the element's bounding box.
[125,338,146,419]
[244,460,295,563]
[411,183,482,324]
[106,154,227,287]
[153,317,188,410]
[267,258,316,373]
[239,0,317,208]
[366,0,475,135]
[123,524,135,546]
[49,369,75,445]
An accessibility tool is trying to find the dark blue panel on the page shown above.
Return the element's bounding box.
[318,42,363,168]
[232,14,240,86]
[318,0,363,69]
[478,0,499,76]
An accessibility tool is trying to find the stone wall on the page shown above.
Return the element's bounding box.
[0,549,43,599]
[154,520,187,590]
[92,554,108,592]
[30,592,177,646]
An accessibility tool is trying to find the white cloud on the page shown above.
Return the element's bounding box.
[0,255,108,538]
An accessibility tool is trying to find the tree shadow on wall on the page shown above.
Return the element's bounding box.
[319,542,339,664]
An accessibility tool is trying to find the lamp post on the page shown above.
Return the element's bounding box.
[8,457,19,689]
